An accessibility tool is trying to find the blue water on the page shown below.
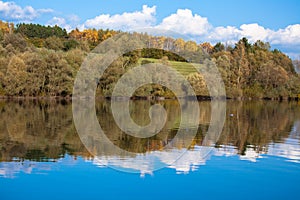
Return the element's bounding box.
[1,153,300,200]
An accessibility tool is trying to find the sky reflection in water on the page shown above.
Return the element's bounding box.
[0,100,300,199]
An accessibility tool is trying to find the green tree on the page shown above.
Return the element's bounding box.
[63,39,79,51]
[212,42,225,53]
[15,23,67,39]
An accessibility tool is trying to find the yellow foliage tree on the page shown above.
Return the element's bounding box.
[69,28,83,40]
[174,38,185,52]
[0,20,14,34]
[82,29,99,44]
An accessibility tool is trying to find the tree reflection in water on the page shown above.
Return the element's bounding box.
[0,100,299,176]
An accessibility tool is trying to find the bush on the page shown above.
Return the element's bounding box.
[64,39,79,51]
[141,59,154,65]
[44,36,64,51]
[2,33,27,52]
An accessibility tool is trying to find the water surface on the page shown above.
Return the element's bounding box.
[0,100,300,199]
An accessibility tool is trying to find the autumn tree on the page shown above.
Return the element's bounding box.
[230,38,251,97]
[184,40,198,52]
[69,28,82,40]
[0,20,13,34]
[174,38,185,52]
[256,61,288,89]
[21,52,48,95]
[43,51,74,96]
[186,72,208,96]
[82,29,99,44]
[4,55,28,95]
[200,42,213,54]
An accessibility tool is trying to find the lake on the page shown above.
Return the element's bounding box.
[0,100,300,200]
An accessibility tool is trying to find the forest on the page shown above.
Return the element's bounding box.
[0,20,299,99]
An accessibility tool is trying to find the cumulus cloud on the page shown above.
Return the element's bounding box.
[207,23,272,44]
[208,23,300,57]
[156,9,211,35]
[47,15,81,32]
[208,26,240,43]
[0,1,52,21]
[270,24,300,45]
[239,23,272,42]
[84,5,156,30]
[47,17,72,32]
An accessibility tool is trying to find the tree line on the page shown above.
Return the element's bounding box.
[0,20,299,99]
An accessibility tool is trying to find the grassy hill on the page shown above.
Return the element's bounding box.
[138,58,198,77]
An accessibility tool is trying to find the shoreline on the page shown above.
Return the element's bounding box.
[0,95,299,101]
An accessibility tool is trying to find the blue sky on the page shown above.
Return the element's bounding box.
[0,0,300,57]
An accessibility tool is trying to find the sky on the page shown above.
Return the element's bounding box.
[0,0,300,57]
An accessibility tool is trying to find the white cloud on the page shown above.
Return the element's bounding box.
[68,14,80,24]
[156,9,211,35]
[84,5,156,30]
[208,24,270,43]
[0,1,52,21]
[208,26,240,43]
[47,17,71,32]
[240,23,272,42]
[206,23,300,57]
[48,17,66,26]
[270,24,300,45]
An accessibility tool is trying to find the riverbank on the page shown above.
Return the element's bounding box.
[0,95,299,101]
